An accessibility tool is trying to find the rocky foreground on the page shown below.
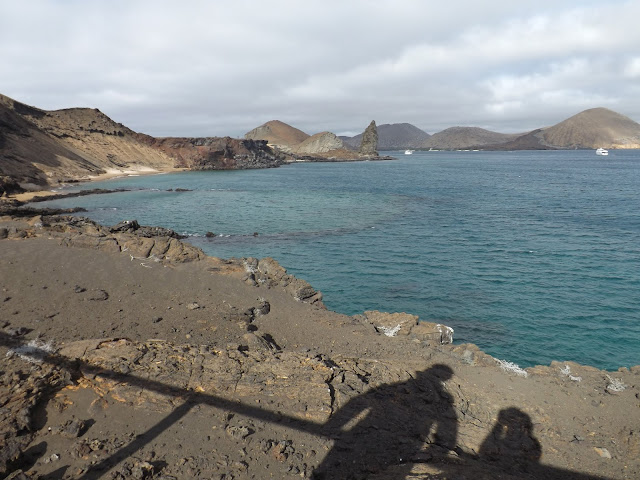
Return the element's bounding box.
[0,212,639,479]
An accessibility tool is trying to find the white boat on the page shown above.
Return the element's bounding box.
[404,149,414,155]
[596,148,609,156]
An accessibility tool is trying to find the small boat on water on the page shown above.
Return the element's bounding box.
[596,147,609,156]
[404,150,414,155]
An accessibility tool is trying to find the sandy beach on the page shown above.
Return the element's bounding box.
[1,212,638,479]
[10,165,187,203]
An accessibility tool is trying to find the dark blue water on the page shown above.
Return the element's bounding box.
[36,150,640,370]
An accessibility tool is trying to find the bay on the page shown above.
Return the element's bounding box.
[35,150,640,370]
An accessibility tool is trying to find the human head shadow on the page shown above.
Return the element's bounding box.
[312,364,458,480]
[478,407,541,474]
[475,407,607,480]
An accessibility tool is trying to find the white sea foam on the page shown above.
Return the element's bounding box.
[560,364,582,382]
[496,359,528,377]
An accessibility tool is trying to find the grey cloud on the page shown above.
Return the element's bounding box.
[1,0,639,138]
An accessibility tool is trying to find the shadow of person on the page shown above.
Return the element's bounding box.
[312,364,457,480]
[479,407,541,474]
[476,408,608,480]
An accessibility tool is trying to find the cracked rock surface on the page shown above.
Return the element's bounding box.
[1,215,639,479]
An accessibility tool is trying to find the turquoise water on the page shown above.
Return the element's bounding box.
[37,151,640,370]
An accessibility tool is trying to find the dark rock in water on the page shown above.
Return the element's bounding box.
[109,220,184,239]
[110,219,141,232]
[0,204,87,218]
[205,231,216,238]
[359,120,379,156]
[26,188,129,203]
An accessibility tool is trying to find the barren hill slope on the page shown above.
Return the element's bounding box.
[0,94,177,186]
[0,94,283,189]
[541,107,640,149]
[423,127,521,150]
[244,120,309,150]
[1,97,97,187]
[293,131,345,154]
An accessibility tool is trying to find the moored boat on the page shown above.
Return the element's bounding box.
[596,147,609,156]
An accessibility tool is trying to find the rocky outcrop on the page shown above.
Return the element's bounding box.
[2,333,638,479]
[0,176,24,196]
[241,257,324,306]
[0,214,323,305]
[359,120,379,156]
[1,213,639,479]
[292,132,345,155]
[359,310,454,344]
[343,122,431,150]
[135,136,284,170]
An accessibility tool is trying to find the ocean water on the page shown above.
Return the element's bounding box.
[36,150,640,370]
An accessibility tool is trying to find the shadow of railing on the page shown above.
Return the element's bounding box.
[1,332,613,480]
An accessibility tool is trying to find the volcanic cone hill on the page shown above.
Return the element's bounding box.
[244,120,310,151]
[541,107,640,149]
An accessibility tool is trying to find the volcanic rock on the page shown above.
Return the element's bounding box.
[359,120,379,156]
[292,132,345,155]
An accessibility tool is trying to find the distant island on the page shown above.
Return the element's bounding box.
[1,91,639,194]
[340,108,640,151]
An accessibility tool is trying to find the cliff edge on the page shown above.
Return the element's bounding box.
[0,212,637,479]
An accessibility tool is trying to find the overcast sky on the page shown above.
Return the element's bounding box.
[2,1,639,138]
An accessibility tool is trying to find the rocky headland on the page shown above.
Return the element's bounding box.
[1,210,638,480]
[0,94,285,193]
[245,120,393,162]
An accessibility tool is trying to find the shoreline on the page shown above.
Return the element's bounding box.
[0,210,636,373]
[7,153,400,203]
[9,164,188,203]
[1,213,638,479]
[2,185,636,372]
